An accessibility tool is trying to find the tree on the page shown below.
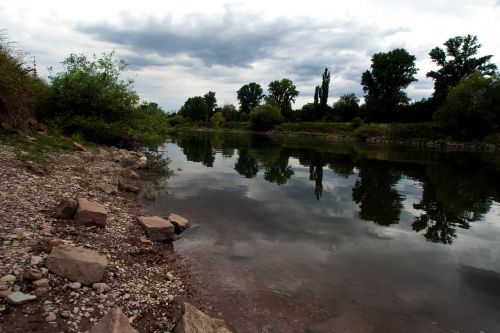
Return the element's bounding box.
[433,73,499,139]
[179,96,209,122]
[267,78,299,119]
[361,48,418,122]
[210,111,225,126]
[427,35,498,105]
[237,83,264,114]
[219,103,237,121]
[319,67,330,108]
[204,91,217,117]
[332,93,360,121]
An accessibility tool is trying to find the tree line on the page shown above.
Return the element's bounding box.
[175,34,499,140]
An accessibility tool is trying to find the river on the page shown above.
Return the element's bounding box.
[141,131,500,333]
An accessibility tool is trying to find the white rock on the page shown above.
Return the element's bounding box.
[46,312,57,322]
[0,275,16,283]
[68,282,82,289]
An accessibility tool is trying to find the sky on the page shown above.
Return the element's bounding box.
[1,0,499,112]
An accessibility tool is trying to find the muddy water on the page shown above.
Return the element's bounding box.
[141,131,500,333]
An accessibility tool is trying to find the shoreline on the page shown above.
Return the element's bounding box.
[173,126,500,153]
[0,137,215,332]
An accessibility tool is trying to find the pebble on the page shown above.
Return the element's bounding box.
[61,310,72,318]
[6,291,37,305]
[72,307,79,315]
[68,282,81,289]
[0,274,16,283]
[30,256,43,266]
[46,311,57,322]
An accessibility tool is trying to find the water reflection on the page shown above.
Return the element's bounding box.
[171,131,500,245]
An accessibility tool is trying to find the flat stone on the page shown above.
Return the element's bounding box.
[0,275,16,283]
[74,199,107,228]
[6,291,37,305]
[174,302,233,333]
[137,216,175,241]
[61,310,72,318]
[22,268,43,280]
[54,199,78,219]
[35,287,49,296]
[72,142,86,151]
[168,213,190,234]
[68,282,82,289]
[98,183,119,195]
[32,278,49,287]
[89,307,138,333]
[92,283,110,294]
[46,244,107,285]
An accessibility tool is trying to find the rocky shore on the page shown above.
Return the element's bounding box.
[0,139,233,332]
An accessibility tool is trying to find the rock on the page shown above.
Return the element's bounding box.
[6,291,37,305]
[30,256,43,266]
[46,244,107,285]
[136,156,148,169]
[74,199,107,228]
[98,183,119,195]
[35,287,49,296]
[89,307,138,333]
[68,282,82,289]
[22,268,43,280]
[137,216,175,241]
[46,311,57,322]
[118,181,139,193]
[54,199,78,219]
[92,283,110,294]
[0,274,16,283]
[129,170,140,180]
[174,302,233,333]
[0,290,14,299]
[32,278,49,287]
[72,142,86,151]
[166,272,175,281]
[73,307,80,315]
[168,213,190,233]
[61,310,72,318]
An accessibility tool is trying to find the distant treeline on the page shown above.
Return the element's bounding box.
[173,35,499,141]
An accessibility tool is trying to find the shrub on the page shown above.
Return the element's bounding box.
[210,111,225,126]
[433,73,500,139]
[249,104,284,131]
[167,114,186,127]
[352,117,364,129]
[353,124,381,141]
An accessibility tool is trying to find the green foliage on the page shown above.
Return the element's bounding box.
[179,96,210,122]
[267,78,299,119]
[433,73,500,139]
[167,114,186,127]
[46,52,168,147]
[353,124,382,141]
[237,83,264,114]
[332,93,360,121]
[0,32,49,129]
[352,117,364,129]
[427,35,498,104]
[210,111,225,126]
[249,104,284,131]
[361,48,418,122]
[219,103,238,121]
[203,91,217,116]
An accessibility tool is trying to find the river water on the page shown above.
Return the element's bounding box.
[141,131,500,333]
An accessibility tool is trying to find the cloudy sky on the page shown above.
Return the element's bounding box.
[1,0,499,111]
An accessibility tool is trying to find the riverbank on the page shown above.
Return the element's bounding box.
[171,122,500,152]
[0,133,228,332]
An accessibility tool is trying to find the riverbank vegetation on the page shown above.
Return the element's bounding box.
[0,33,169,148]
[172,34,499,144]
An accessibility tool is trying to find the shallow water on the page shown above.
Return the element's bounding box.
[141,131,500,333]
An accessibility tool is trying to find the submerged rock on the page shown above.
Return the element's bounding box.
[174,302,233,333]
[168,213,190,234]
[46,244,107,285]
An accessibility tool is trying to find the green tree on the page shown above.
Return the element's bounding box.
[210,111,225,126]
[361,48,418,122]
[204,91,217,117]
[332,93,360,121]
[267,78,299,119]
[219,103,238,121]
[249,104,285,131]
[237,83,264,115]
[179,96,210,122]
[427,35,498,105]
[433,73,499,139]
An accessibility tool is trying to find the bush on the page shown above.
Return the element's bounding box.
[249,104,284,131]
[45,52,169,147]
[0,33,49,129]
[352,117,364,129]
[210,111,225,126]
[433,73,500,139]
[353,124,380,141]
[167,114,186,127]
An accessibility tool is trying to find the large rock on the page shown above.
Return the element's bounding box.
[74,199,107,227]
[98,183,119,195]
[137,216,175,241]
[45,244,107,285]
[54,199,78,219]
[89,307,138,333]
[168,213,190,234]
[175,302,233,333]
